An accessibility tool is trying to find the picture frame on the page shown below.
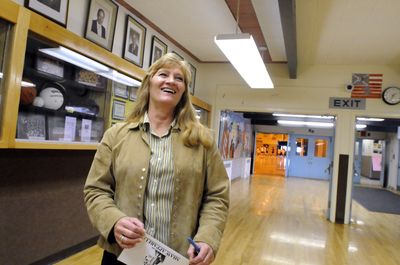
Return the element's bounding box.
[188,63,196,95]
[112,100,126,120]
[26,0,69,26]
[172,51,184,61]
[17,112,46,140]
[35,55,64,78]
[47,115,65,141]
[129,86,138,101]
[113,82,129,99]
[149,36,167,66]
[84,0,118,51]
[75,69,107,89]
[123,15,146,67]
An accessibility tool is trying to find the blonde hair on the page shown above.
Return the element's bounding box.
[127,53,212,148]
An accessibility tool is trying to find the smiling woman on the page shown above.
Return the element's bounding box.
[83,53,230,265]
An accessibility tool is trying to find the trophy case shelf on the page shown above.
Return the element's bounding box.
[0,2,145,149]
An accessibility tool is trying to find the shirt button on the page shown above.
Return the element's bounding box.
[142,168,146,172]
[138,194,142,198]
[139,185,143,189]
[140,176,144,180]
[151,203,155,207]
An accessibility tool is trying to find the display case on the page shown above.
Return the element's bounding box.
[0,1,211,149]
[191,96,212,127]
[0,2,145,149]
[0,19,12,142]
[17,33,113,144]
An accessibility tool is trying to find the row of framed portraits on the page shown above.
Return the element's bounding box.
[26,0,197,95]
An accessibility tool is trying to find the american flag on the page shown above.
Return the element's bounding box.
[351,73,383,98]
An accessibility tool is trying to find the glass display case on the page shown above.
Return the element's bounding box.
[0,19,12,140]
[17,32,140,144]
[191,96,212,128]
[194,105,209,127]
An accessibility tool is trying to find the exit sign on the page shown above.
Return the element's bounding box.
[329,97,366,109]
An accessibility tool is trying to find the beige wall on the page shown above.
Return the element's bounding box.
[196,62,400,223]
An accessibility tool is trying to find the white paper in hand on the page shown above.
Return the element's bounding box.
[118,234,189,265]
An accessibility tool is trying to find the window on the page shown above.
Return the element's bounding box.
[296,138,308,156]
[314,139,328,158]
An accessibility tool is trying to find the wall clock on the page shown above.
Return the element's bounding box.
[382,86,400,105]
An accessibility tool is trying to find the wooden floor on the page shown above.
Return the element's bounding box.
[254,155,286,176]
[56,175,400,265]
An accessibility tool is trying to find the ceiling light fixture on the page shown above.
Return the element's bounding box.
[39,47,141,87]
[356,124,367,129]
[273,113,334,119]
[214,0,273,89]
[277,120,334,128]
[356,117,385,122]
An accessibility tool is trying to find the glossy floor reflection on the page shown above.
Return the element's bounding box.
[56,175,400,265]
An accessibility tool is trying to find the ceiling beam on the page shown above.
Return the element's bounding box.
[279,0,297,78]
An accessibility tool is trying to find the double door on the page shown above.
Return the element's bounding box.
[287,134,333,180]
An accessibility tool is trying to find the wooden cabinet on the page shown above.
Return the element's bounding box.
[0,0,212,149]
[0,0,145,150]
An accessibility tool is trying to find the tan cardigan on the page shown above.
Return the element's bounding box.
[84,121,230,257]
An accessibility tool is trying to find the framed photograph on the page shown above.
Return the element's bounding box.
[113,82,129,99]
[17,112,46,140]
[47,115,65,141]
[149,36,167,66]
[35,55,64,78]
[172,51,184,61]
[188,63,196,95]
[123,15,146,67]
[75,69,107,89]
[84,0,118,51]
[75,118,103,142]
[112,100,126,120]
[26,0,69,26]
[129,86,138,101]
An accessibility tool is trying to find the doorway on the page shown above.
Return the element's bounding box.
[287,134,333,180]
[353,138,385,188]
[254,133,288,176]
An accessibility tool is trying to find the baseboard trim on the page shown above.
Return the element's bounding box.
[30,236,98,265]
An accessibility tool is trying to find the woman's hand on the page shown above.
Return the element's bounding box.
[114,217,145,248]
[187,241,215,265]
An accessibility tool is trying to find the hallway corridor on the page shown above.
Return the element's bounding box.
[57,175,400,265]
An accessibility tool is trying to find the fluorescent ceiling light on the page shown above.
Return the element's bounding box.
[277,120,334,128]
[99,70,141,87]
[39,47,140,86]
[39,47,109,72]
[356,124,367,129]
[273,113,334,119]
[356,117,384,122]
[0,72,2,79]
[214,33,274,89]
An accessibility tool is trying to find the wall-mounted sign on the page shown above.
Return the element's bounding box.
[329,97,366,109]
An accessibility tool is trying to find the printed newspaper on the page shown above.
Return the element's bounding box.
[118,234,189,265]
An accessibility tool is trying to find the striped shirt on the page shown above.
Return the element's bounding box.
[143,114,175,245]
